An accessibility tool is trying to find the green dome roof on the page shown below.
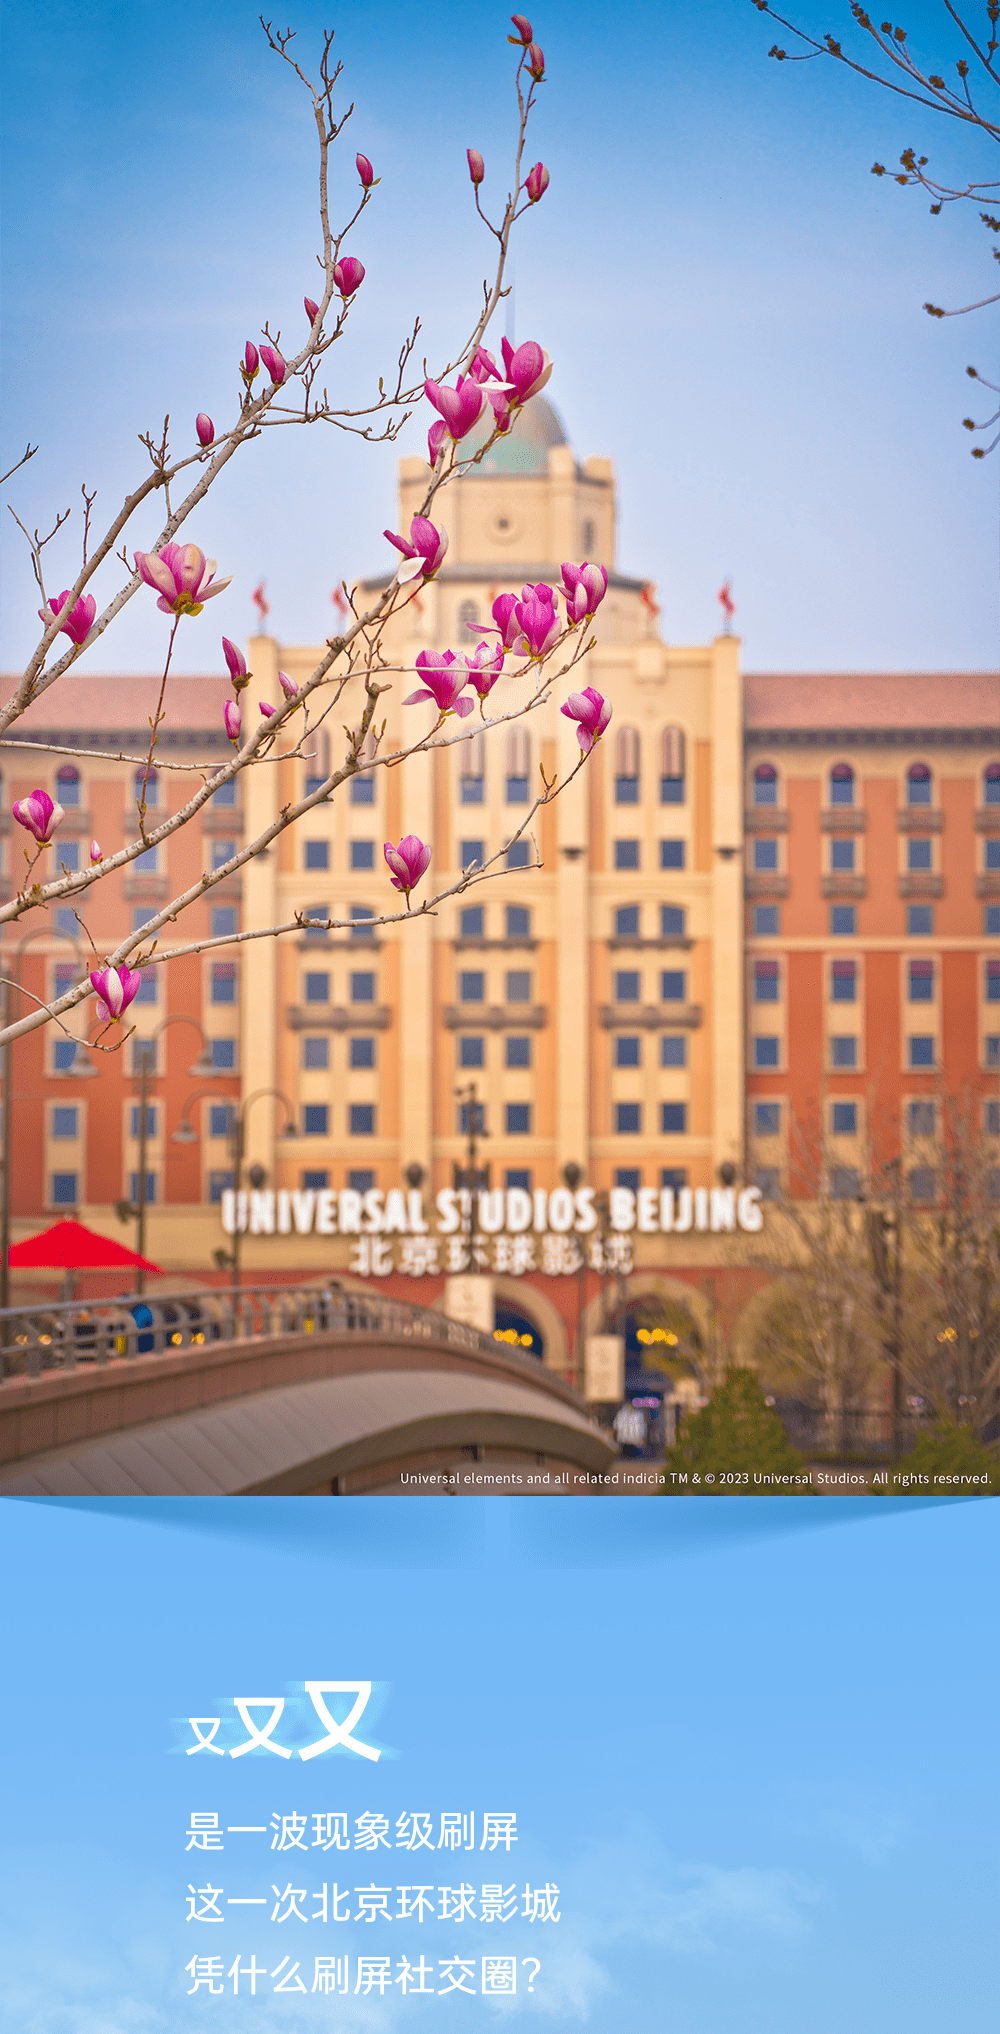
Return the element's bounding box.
[469,395,569,476]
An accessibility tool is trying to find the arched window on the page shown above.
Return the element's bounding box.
[506,729,530,804]
[56,764,80,808]
[984,762,1000,807]
[616,726,641,804]
[615,904,640,938]
[907,762,932,807]
[457,599,478,636]
[460,731,486,805]
[829,762,854,807]
[752,762,777,808]
[660,727,686,804]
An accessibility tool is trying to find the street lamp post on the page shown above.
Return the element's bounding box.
[561,1161,585,1390]
[1,924,89,1315]
[114,1015,220,1296]
[173,1085,297,1303]
[454,1081,488,1273]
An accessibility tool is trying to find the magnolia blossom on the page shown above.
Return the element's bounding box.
[224,700,242,746]
[384,833,431,903]
[462,640,505,703]
[424,373,488,443]
[526,42,545,79]
[242,341,260,380]
[427,418,449,467]
[91,964,143,1023]
[134,544,231,619]
[38,590,96,645]
[561,686,612,753]
[561,561,608,623]
[467,147,485,185]
[404,649,475,719]
[259,343,286,385]
[334,256,365,296]
[356,152,375,187]
[13,788,64,845]
[512,583,562,659]
[486,337,552,432]
[384,515,448,581]
[509,14,533,43]
[222,636,248,684]
[304,295,321,324]
[196,413,215,446]
[278,671,299,700]
[259,701,276,720]
[525,161,550,204]
[90,839,102,864]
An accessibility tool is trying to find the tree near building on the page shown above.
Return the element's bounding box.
[662,1367,807,1490]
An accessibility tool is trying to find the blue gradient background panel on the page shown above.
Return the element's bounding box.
[1,1495,996,2030]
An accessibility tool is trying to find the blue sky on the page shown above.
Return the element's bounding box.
[1,0,996,677]
[2,1493,997,2030]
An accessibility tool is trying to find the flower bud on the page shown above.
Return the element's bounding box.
[259,343,286,386]
[527,41,545,79]
[304,296,321,324]
[259,700,276,719]
[243,341,259,380]
[467,148,485,186]
[222,637,248,685]
[278,671,299,700]
[224,700,242,747]
[356,153,375,188]
[509,14,533,42]
[196,413,215,446]
[334,256,366,297]
[525,161,550,203]
[90,839,102,864]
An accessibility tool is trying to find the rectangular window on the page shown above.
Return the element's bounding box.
[459,1036,484,1068]
[128,1105,157,1139]
[303,1104,329,1135]
[660,970,686,1002]
[461,773,484,805]
[616,774,639,805]
[661,1167,688,1191]
[660,905,685,938]
[302,1037,329,1070]
[302,907,329,940]
[616,905,640,938]
[660,840,685,870]
[211,778,237,806]
[59,840,80,873]
[460,839,484,870]
[53,1039,78,1073]
[458,1101,486,1136]
[506,774,529,805]
[51,1173,77,1205]
[350,1104,375,1135]
[459,971,485,1003]
[831,1036,857,1068]
[908,1101,935,1137]
[209,1103,233,1136]
[616,1102,642,1134]
[909,1167,937,1204]
[350,972,376,1003]
[908,1036,935,1068]
[506,970,531,1003]
[132,907,156,934]
[350,906,375,940]
[505,1168,532,1191]
[128,1171,157,1206]
[52,1106,78,1138]
[753,839,778,873]
[211,839,236,872]
[986,1037,1000,1067]
[614,840,640,870]
[615,970,641,1003]
[616,1167,642,1191]
[830,838,855,871]
[986,839,1000,870]
[350,840,375,870]
[988,963,1000,1003]
[983,904,1000,937]
[754,960,779,1003]
[660,1035,687,1067]
[907,838,932,872]
[304,971,330,1004]
[211,963,236,1004]
[615,1036,641,1067]
[350,1037,375,1069]
[348,1169,375,1193]
[831,1167,860,1201]
[208,1170,235,1203]
[660,1102,687,1133]
[830,906,856,936]
[460,906,484,937]
[304,775,326,797]
[831,1102,857,1136]
[831,961,856,1002]
[209,1038,235,1071]
[350,775,375,804]
[506,1036,532,1068]
[755,1102,780,1137]
[55,908,79,938]
[506,839,531,869]
[506,905,531,939]
[506,1103,531,1135]
[133,969,157,1006]
[755,1168,781,1201]
[753,904,780,936]
[305,840,329,870]
[754,1037,780,1069]
[133,845,158,874]
[908,960,934,1002]
[908,905,934,936]
[985,1100,1000,1137]
[301,1170,330,1190]
[212,906,237,939]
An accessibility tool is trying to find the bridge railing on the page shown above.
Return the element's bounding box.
[0,1285,512,1384]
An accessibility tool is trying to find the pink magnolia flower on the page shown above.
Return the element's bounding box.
[384,833,431,903]
[424,374,488,443]
[404,650,475,719]
[196,413,215,446]
[278,671,298,700]
[13,788,64,845]
[525,161,550,204]
[134,544,232,619]
[224,700,242,746]
[526,42,545,79]
[222,636,247,683]
[242,341,260,381]
[259,343,286,385]
[91,964,142,1023]
[509,14,533,43]
[468,590,522,650]
[462,640,505,702]
[512,583,562,659]
[90,839,102,864]
[467,147,485,185]
[561,560,608,623]
[304,295,321,324]
[427,418,449,467]
[561,686,612,753]
[384,515,448,580]
[486,336,552,432]
[334,257,365,297]
[259,701,276,720]
[38,590,96,645]
[356,153,375,187]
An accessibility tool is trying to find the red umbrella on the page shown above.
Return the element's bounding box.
[8,1219,162,1273]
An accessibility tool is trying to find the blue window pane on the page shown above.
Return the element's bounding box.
[830,839,855,871]
[660,1103,687,1133]
[754,966,779,1002]
[754,905,779,935]
[616,905,640,937]
[51,1173,77,1204]
[829,769,854,807]
[506,775,529,804]
[616,1168,641,1190]
[211,839,236,871]
[908,965,934,1002]
[460,840,484,870]
[350,972,376,1003]
[909,1168,937,1204]
[304,1104,329,1135]
[129,1105,157,1138]
[506,905,531,939]
[615,1036,641,1067]
[506,1036,531,1068]
[985,767,1000,806]
[460,776,484,805]
[350,775,375,804]
[908,839,932,872]
[614,840,640,870]
[660,1036,687,1067]
[986,1037,1000,1066]
[661,1167,688,1191]
[305,775,326,797]
[506,970,531,1003]
[754,839,778,872]
[458,1101,486,1136]
[134,969,158,1004]
[212,907,237,938]
[208,1170,235,1203]
[211,777,236,805]
[459,1036,484,1067]
[660,905,685,937]
[350,906,375,938]
[830,906,856,936]
[55,908,78,937]
[754,1037,780,1069]
[907,768,932,806]
[304,972,330,1003]
[350,840,375,870]
[210,1039,235,1070]
[348,1169,375,1193]
[56,769,80,806]
[615,971,641,1002]
[660,971,686,1001]
[350,1104,375,1136]
[616,776,640,804]
[59,840,80,873]
[909,1101,935,1137]
[301,1170,330,1189]
[460,906,484,937]
[756,1168,781,1201]
[209,1104,233,1136]
[53,1040,78,1072]
[507,840,531,869]
[660,840,685,870]
[51,1107,77,1138]
[986,965,1000,1003]
[459,971,485,1002]
[133,907,157,933]
[616,1103,642,1134]
[128,1171,157,1206]
[909,906,934,936]
[350,1037,375,1068]
[985,1100,1000,1136]
[506,1169,532,1191]
[755,1103,780,1136]
[831,1167,860,1200]
[986,839,1000,870]
[908,1037,935,1068]
[830,1037,857,1068]
[211,966,236,1004]
[305,840,329,870]
[831,966,856,1002]
[832,1102,857,1136]
[302,1037,329,1070]
[753,766,777,806]
[132,1039,157,1074]
[506,1103,531,1135]
[660,776,685,804]
[983,905,1000,936]
[133,845,158,874]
